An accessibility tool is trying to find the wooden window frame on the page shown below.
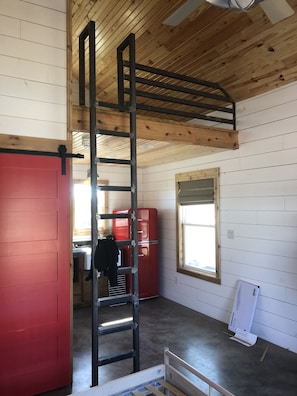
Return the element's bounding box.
[176,168,221,284]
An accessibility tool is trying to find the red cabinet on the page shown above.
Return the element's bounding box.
[112,208,159,299]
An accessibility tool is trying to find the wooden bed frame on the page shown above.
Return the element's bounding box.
[73,348,235,396]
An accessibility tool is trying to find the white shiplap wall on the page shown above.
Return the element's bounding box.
[0,0,67,139]
[142,81,297,354]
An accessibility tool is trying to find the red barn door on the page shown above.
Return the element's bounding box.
[0,154,71,395]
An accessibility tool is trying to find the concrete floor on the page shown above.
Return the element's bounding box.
[44,297,297,395]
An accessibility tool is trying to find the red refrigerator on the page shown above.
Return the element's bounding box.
[112,208,159,299]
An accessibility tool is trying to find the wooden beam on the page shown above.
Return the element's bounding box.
[72,105,238,150]
[0,134,71,153]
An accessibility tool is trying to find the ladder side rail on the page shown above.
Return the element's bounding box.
[78,29,85,106]
[89,21,98,386]
[88,19,99,388]
[117,34,135,111]
[128,33,140,373]
[78,22,93,106]
[117,32,140,373]
[232,101,237,130]
[117,42,124,111]
[79,20,99,387]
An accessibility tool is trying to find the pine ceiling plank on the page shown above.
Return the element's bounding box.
[93,1,181,93]
[72,0,185,90]
[72,0,297,107]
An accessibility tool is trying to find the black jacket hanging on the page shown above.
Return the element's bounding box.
[93,237,119,286]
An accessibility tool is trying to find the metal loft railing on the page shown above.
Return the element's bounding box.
[117,56,236,130]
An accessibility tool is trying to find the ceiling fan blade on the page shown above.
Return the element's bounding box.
[259,0,294,24]
[206,0,261,9]
[163,0,205,26]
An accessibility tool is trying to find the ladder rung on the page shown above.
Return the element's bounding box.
[96,128,130,138]
[97,293,133,307]
[118,266,132,275]
[99,185,131,192]
[96,101,119,110]
[96,157,131,165]
[116,239,132,247]
[98,350,135,366]
[98,212,131,220]
[98,320,134,335]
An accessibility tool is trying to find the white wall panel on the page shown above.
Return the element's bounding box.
[142,81,297,353]
[237,100,297,130]
[221,196,285,211]
[256,211,297,227]
[285,196,297,211]
[221,248,297,274]
[25,0,66,13]
[240,116,297,143]
[0,115,65,138]
[1,0,65,30]
[0,55,65,86]
[239,135,284,156]
[221,164,297,184]
[0,15,21,37]
[221,210,257,224]
[21,21,66,49]
[287,288,297,303]
[259,296,297,322]
[221,181,287,198]
[240,148,297,170]
[236,82,297,116]
[0,0,67,139]
[0,36,66,68]
[284,131,297,149]
[0,76,66,104]
[221,223,297,243]
[1,95,66,123]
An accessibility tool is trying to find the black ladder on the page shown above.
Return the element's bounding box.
[79,22,139,387]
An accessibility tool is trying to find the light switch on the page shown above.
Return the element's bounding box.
[227,229,234,239]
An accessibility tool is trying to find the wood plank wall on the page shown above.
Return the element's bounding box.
[0,0,68,147]
[140,81,297,354]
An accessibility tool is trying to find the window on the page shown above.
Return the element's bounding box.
[73,179,108,238]
[176,168,220,283]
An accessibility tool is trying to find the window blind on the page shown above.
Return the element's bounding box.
[177,178,214,205]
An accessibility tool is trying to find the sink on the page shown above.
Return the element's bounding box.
[72,246,92,269]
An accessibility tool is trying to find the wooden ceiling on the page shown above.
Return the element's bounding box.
[71,0,297,167]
